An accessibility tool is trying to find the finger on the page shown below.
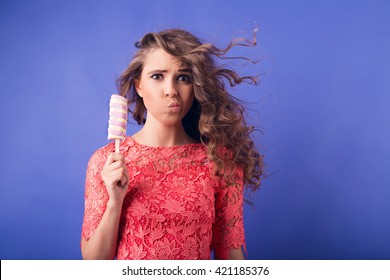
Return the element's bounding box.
[112,152,125,162]
[103,160,126,172]
[103,153,115,168]
[103,163,123,174]
[114,176,128,189]
[110,167,129,188]
[105,172,125,189]
[119,173,129,188]
[106,166,128,181]
[104,153,126,168]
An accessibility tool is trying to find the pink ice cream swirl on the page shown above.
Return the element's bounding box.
[108,94,128,140]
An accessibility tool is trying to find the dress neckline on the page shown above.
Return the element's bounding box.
[126,136,203,150]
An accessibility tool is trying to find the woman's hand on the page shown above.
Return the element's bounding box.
[101,153,129,204]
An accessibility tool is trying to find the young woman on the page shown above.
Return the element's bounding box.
[81,28,263,260]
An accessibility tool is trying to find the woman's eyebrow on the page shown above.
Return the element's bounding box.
[146,69,167,75]
[178,68,191,73]
[146,68,191,75]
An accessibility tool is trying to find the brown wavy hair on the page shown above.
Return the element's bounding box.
[116,28,264,199]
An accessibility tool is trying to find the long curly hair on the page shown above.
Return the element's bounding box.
[116,28,264,198]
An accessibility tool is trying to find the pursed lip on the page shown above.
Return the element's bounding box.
[168,101,180,108]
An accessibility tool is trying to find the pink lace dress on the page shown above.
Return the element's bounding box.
[81,137,245,259]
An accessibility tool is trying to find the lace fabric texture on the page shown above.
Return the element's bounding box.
[81,137,245,259]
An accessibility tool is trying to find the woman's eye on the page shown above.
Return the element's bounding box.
[151,74,162,80]
[178,75,192,83]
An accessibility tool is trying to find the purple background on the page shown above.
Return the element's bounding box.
[0,0,389,259]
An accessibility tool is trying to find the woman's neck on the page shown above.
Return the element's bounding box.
[132,121,195,147]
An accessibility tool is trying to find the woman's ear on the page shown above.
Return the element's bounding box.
[134,79,143,98]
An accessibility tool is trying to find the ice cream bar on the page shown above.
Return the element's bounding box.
[108,94,127,152]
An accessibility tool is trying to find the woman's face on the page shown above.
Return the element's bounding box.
[135,48,195,127]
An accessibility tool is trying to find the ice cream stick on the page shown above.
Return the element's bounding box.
[115,139,120,153]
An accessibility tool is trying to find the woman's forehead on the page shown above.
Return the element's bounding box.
[142,48,187,70]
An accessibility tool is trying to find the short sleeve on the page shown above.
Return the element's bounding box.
[212,166,246,259]
[81,148,110,241]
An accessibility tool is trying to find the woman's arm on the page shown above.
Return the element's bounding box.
[212,163,246,260]
[81,152,129,259]
[81,200,123,259]
[214,247,245,260]
[229,248,245,260]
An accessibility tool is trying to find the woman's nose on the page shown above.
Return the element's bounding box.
[164,80,178,97]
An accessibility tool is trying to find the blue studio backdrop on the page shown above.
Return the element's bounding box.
[0,0,389,259]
